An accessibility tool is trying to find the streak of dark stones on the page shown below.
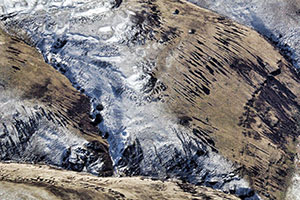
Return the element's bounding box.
[117,139,144,176]
[11,65,20,71]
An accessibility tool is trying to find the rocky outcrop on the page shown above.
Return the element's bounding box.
[0,29,112,176]
[0,162,240,200]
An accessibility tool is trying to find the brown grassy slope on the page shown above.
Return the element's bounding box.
[0,29,99,140]
[130,0,300,199]
[0,163,240,200]
[0,28,112,171]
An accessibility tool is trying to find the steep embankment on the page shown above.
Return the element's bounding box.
[0,163,239,200]
[0,28,112,176]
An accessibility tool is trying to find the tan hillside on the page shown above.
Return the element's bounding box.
[1,0,300,199]
[0,28,101,141]
[130,0,300,199]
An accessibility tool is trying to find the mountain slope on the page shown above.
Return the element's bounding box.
[1,0,300,199]
[188,0,300,68]
[0,28,112,176]
[146,1,300,199]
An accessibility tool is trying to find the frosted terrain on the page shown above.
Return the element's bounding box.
[0,89,110,176]
[0,0,259,198]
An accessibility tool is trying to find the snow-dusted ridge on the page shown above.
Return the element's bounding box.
[0,0,259,198]
[188,0,300,69]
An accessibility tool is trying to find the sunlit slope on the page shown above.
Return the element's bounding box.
[188,0,300,68]
[142,0,300,199]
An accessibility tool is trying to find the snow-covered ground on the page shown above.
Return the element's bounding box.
[286,141,300,200]
[286,173,300,200]
[0,89,109,175]
[189,0,300,68]
[0,0,258,198]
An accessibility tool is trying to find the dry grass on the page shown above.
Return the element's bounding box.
[129,0,300,198]
[0,162,239,200]
[0,28,106,143]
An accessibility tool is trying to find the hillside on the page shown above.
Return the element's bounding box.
[0,28,112,176]
[1,0,300,199]
[146,1,300,199]
[188,0,300,68]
